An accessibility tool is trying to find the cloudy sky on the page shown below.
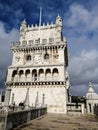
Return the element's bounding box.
[0,0,98,96]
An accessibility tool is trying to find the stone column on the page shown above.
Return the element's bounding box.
[4,87,11,111]
[81,103,85,114]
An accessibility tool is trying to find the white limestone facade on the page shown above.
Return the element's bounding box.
[86,82,98,114]
[5,15,70,113]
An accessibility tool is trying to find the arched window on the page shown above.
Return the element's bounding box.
[12,70,17,81]
[12,70,17,78]
[53,68,58,74]
[46,69,51,74]
[39,69,44,81]
[19,70,24,77]
[44,53,49,60]
[25,69,30,76]
[39,69,44,75]
[52,68,59,80]
[26,55,31,61]
[26,69,31,81]
[32,69,37,81]
[45,68,51,81]
[19,70,25,82]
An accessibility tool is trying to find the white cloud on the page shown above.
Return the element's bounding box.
[0,22,8,39]
[65,4,98,33]
[0,21,19,65]
[0,21,19,81]
[63,4,98,95]
[69,49,98,85]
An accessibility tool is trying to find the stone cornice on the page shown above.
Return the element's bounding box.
[6,81,66,87]
[8,63,65,69]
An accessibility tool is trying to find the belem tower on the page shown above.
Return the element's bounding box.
[5,14,70,113]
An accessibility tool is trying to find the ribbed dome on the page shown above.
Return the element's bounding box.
[86,82,98,100]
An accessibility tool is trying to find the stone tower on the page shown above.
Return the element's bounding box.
[5,14,70,113]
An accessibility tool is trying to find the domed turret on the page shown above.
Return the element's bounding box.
[86,82,98,114]
[86,82,97,99]
[56,14,62,26]
[20,19,27,31]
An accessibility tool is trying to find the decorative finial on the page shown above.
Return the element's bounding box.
[89,82,92,87]
[22,19,26,24]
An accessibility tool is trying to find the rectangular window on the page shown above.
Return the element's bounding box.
[29,40,33,46]
[49,38,54,44]
[35,38,40,45]
[22,41,27,46]
[42,39,47,45]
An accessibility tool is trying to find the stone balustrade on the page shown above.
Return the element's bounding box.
[11,40,64,50]
[0,107,47,130]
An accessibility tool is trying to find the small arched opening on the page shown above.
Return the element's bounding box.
[26,55,31,61]
[12,70,17,81]
[45,68,51,81]
[44,53,49,60]
[52,68,59,80]
[25,69,31,81]
[32,69,37,81]
[39,69,44,81]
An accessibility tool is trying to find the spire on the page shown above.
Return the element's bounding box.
[35,92,39,108]
[89,82,92,87]
[56,14,62,27]
[22,19,26,24]
[20,19,27,31]
[24,88,29,110]
[57,14,60,18]
[88,82,94,93]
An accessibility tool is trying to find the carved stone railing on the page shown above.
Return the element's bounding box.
[10,41,64,50]
[0,109,8,130]
[0,107,47,130]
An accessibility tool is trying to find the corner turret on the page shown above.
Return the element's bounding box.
[56,14,62,26]
[19,19,27,43]
[20,19,27,31]
[86,82,98,114]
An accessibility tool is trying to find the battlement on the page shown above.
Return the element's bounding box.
[19,15,63,46]
[27,22,55,31]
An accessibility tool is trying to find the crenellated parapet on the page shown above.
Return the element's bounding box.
[19,15,64,47]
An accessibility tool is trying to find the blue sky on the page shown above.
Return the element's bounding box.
[0,0,98,96]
